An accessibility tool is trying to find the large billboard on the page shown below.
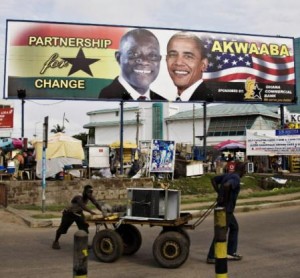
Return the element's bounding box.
[4,20,296,104]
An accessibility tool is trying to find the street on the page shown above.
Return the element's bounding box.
[0,205,299,278]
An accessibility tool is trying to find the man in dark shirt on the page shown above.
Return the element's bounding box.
[206,162,246,263]
[52,185,105,250]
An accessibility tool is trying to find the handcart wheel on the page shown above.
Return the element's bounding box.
[92,229,124,263]
[115,224,142,255]
[161,227,191,246]
[152,231,189,268]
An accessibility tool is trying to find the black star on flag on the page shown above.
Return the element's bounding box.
[62,48,100,76]
[253,84,262,99]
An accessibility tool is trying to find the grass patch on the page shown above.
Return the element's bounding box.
[179,174,299,192]
[10,174,300,212]
[31,214,60,219]
[11,204,65,212]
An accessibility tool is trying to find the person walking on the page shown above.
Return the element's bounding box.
[206,162,246,263]
[52,185,106,250]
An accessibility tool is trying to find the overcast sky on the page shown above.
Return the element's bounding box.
[1,0,300,138]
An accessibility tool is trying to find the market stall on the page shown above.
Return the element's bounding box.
[32,133,84,179]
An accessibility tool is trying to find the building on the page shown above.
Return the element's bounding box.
[83,102,281,148]
[84,102,179,145]
[166,103,280,146]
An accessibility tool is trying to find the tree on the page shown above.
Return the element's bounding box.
[73,132,88,147]
[50,124,65,134]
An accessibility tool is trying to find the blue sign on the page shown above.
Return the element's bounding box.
[276,129,300,136]
[150,140,175,173]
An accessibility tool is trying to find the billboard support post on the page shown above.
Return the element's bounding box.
[17,89,26,138]
[203,102,207,162]
[280,104,287,170]
[41,116,48,213]
[119,101,124,175]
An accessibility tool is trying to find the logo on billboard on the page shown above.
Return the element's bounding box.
[244,78,262,101]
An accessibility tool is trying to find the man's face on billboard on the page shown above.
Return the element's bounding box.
[166,37,207,94]
[116,34,161,94]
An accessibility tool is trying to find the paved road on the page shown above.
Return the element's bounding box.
[0,205,300,278]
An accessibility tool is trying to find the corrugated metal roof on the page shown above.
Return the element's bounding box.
[251,116,278,130]
[165,103,280,121]
[83,119,143,128]
[87,106,139,115]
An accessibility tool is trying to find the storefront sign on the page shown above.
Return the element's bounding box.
[247,129,300,156]
[0,108,14,128]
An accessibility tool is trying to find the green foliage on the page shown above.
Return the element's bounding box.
[50,124,65,134]
[72,132,88,147]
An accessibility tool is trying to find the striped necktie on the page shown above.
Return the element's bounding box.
[138,96,147,101]
[176,97,181,101]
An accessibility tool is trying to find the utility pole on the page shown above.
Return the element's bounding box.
[119,101,124,175]
[62,112,69,129]
[136,111,140,147]
[42,116,48,213]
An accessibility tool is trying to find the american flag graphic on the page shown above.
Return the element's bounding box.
[203,36,295,84]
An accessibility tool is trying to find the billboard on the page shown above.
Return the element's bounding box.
[150,140,175,173]
[4,20,296,104]
[0,108,14,128]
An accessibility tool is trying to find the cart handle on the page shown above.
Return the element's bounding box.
[191,201,217,229]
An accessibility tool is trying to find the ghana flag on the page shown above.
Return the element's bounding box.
[5,20,128,100]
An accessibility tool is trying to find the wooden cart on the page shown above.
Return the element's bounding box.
[90,212,194,269]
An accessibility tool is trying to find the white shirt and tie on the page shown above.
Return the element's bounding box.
[118,75,150,100]
[175,79,204,101]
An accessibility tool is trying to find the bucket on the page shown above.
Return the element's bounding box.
[7,160,14,167]
[7,166,15,174]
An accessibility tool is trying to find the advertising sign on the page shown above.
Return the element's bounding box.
[4,20,296,104]
[289,113,300,123]
[0,108,14,128]
[150,140,175,173]
[246,129,300,156]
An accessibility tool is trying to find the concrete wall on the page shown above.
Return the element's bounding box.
[2,178,154,206]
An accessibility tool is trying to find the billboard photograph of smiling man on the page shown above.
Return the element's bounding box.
[166,31,214,102]
[98,28,166,101]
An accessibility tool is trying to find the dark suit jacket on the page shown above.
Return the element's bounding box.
[188,82,214,102]
[98,78,166,101]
